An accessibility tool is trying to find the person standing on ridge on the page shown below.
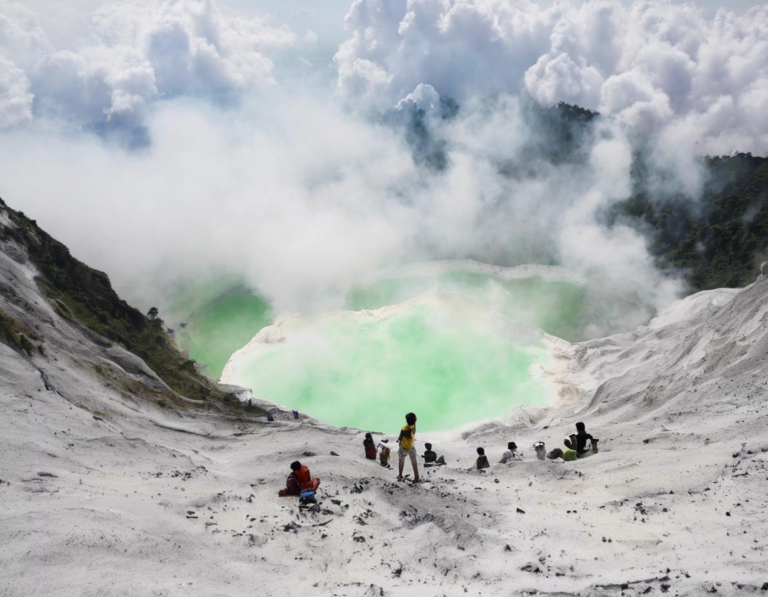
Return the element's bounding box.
[397,412,420,482]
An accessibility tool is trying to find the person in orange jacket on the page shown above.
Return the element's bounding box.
[278,461,320,496]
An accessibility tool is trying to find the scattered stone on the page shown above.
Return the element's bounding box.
[283,522,301,532]
[516,508,526,514]
[330,452,339,456]
[302,451,316,457]
[504,544,512,552]
[37,472,57,478]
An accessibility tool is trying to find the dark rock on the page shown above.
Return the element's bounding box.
[302,451,316,457]
[516,508,525,514]
[504,544,512,552]
[37,472,57,478]
[330,451,339,456]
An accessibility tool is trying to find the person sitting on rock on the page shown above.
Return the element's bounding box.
[499,441,522,463]
[547,445,578,462]
[533,441,547,461]
[572,422,598,455]
[422,442,446,467]
[278,462,301,497]
[475,447,490,471]
[278,461,320,497]
[363,433,377,460]
[377,440,391,467]
[422,442,438,466]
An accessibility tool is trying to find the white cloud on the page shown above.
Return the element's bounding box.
[0,0,761,334]
[0,56,32,127]
[0,0,295,128]
[336,0,768,155]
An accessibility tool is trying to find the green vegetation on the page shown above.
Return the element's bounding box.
[0,308,37,356]
[0,197,237,404]
[616,154,768,290]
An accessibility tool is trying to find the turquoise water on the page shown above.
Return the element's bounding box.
[175,286,272,379]
[173,267,605,431]
[226,301,552,432]
[347,271,587,341]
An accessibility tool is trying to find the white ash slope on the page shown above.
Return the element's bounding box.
[2,221,768,596]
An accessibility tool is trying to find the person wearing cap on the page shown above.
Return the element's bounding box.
[377,439,391,467]
[499,441,522,463]
[533,442,547,460]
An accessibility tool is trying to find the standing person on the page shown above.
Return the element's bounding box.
[397,412,420,482]
[533,442,547,461]
[363,433,377,460]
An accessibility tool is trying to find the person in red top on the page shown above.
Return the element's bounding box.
[278,461,320,496]
[363,433,377,459]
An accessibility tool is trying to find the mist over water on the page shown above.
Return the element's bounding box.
[205,263,647,431]
[223,296,554,433]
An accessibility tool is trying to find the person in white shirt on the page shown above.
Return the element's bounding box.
[499,441,523,464]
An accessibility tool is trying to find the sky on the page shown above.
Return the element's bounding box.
[0,0,766,320]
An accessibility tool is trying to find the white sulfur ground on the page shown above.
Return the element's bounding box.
[1,219,768,596]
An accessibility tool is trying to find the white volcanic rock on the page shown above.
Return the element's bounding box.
[2,216,768,595]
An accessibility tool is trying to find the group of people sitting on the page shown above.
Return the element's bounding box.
[471,422,598,470]
[277,415,600,497]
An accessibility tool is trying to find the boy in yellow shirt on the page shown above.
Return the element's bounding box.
[397,412,420,482]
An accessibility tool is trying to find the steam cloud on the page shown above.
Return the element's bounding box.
[0,0,765,330]
[337,0,768,155]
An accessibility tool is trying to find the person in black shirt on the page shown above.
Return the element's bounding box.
[422,442,437,466]
[566,422,599,455]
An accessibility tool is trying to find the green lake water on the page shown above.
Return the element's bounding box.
[174,268,603,431]
[227,302,551,432]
